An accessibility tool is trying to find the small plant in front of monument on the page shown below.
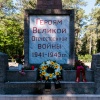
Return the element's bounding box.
[39,60,62,81]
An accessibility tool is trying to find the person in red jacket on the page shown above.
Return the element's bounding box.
[75,60,87,82]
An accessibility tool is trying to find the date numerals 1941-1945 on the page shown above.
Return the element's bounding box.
[32,52,67,57]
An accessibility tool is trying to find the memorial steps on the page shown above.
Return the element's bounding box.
[7,68,94,82]
[3,69,95,94]
[5,81,95,94]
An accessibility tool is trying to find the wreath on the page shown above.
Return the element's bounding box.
[39,60,62,80]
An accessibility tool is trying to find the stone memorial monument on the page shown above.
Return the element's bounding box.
[24,0,75,69]
[37,0,62,9]
[0,0,99,95]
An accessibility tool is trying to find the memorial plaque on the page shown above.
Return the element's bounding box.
[29,15,70,64]
[24,9,75,66]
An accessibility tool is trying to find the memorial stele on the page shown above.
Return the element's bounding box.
[24,0,75,68]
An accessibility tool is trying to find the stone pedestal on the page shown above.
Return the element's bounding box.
[91,53,100,94]
[62,69,94,82]
[7,68,38,82]
[0,52,8,82]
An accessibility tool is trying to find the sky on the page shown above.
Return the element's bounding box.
[82,0,96,14]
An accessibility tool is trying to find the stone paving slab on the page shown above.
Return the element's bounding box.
[0,95,100,100]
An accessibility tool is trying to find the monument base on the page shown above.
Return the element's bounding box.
[0,68,95,94]
[1,81,95,94]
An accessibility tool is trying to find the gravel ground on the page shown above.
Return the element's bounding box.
[84,62,91,68]
[8,62,18,67]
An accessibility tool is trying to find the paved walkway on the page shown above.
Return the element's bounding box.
[0,95,100,100]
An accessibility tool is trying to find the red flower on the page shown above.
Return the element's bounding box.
[31,66,35,70]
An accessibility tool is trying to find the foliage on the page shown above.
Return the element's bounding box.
[78,54,92,62]
[0,0,99,59]
[80,7,100,54]
[15,0,36,12]
[91,8,100,52]
[95,0,100,5]
[0,16,24,58]
[62,0,87,55]
[14,55,24,64]
[0,0,24,58]
[63,0,100,55]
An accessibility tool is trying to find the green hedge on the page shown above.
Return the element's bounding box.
[78,54,92,62]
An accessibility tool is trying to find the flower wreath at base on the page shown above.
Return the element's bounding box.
[39,60,62,80]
